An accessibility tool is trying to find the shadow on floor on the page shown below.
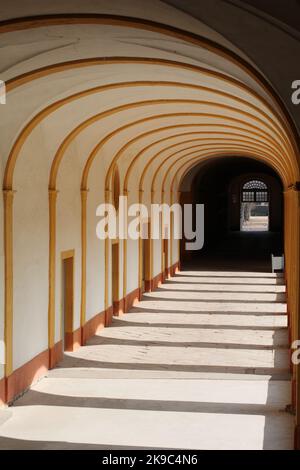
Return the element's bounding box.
[52,356,290,379]
[0,435,164,450]
[12,389,287,416]
[0,255,292,449]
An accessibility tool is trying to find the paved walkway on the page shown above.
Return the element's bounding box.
[0,270,294,449]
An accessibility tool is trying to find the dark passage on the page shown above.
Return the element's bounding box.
[180,157,284,272]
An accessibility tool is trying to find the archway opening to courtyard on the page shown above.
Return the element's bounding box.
[240,179,269,232]
[180,156,284,272]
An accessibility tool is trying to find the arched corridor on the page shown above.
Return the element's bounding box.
[0,0,300,451]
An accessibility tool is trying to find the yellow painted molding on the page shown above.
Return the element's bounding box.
[285,182,300,192]
[161,194,165,275]
[127,126,291,203]
[175,149,278,195]
[159,144,280,195]
[48,189,58,349]
[104,105,294,193]
[61,249,75,260]
[77,86,293,191]
[154,137,284,194]
[160,142,285,198]
[134,129,284,195]
[172,149,284,196]
[3,189,14,376]
[4,79,296,192]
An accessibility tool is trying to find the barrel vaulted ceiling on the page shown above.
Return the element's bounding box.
[0,0,299,201]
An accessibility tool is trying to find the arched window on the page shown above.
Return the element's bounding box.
[240,179,269,232]
[242,179,268,202]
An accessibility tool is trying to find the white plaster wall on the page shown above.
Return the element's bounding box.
[56,140,83,342]
[86,170,105,320]
[118,238,124,302]
[123,182,141,296]
[126,238,139,295]
[11,94,110,369]
[13,128,50,370]
[0,162,4,379]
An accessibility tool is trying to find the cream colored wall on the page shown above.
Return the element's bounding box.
[124,178,142,296]
[13,128,49,370]
[56,140,84,341]
[126,239,139,295]
[0,163,4,379]
[86,169,105,320]
[9,92,116,367]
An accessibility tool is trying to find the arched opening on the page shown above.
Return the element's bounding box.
[240,179,269,232]
[180,156,284,271]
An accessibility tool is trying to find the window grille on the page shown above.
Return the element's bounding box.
[242,180,268,202]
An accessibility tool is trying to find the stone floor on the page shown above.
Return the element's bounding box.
[0,269,294,449]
